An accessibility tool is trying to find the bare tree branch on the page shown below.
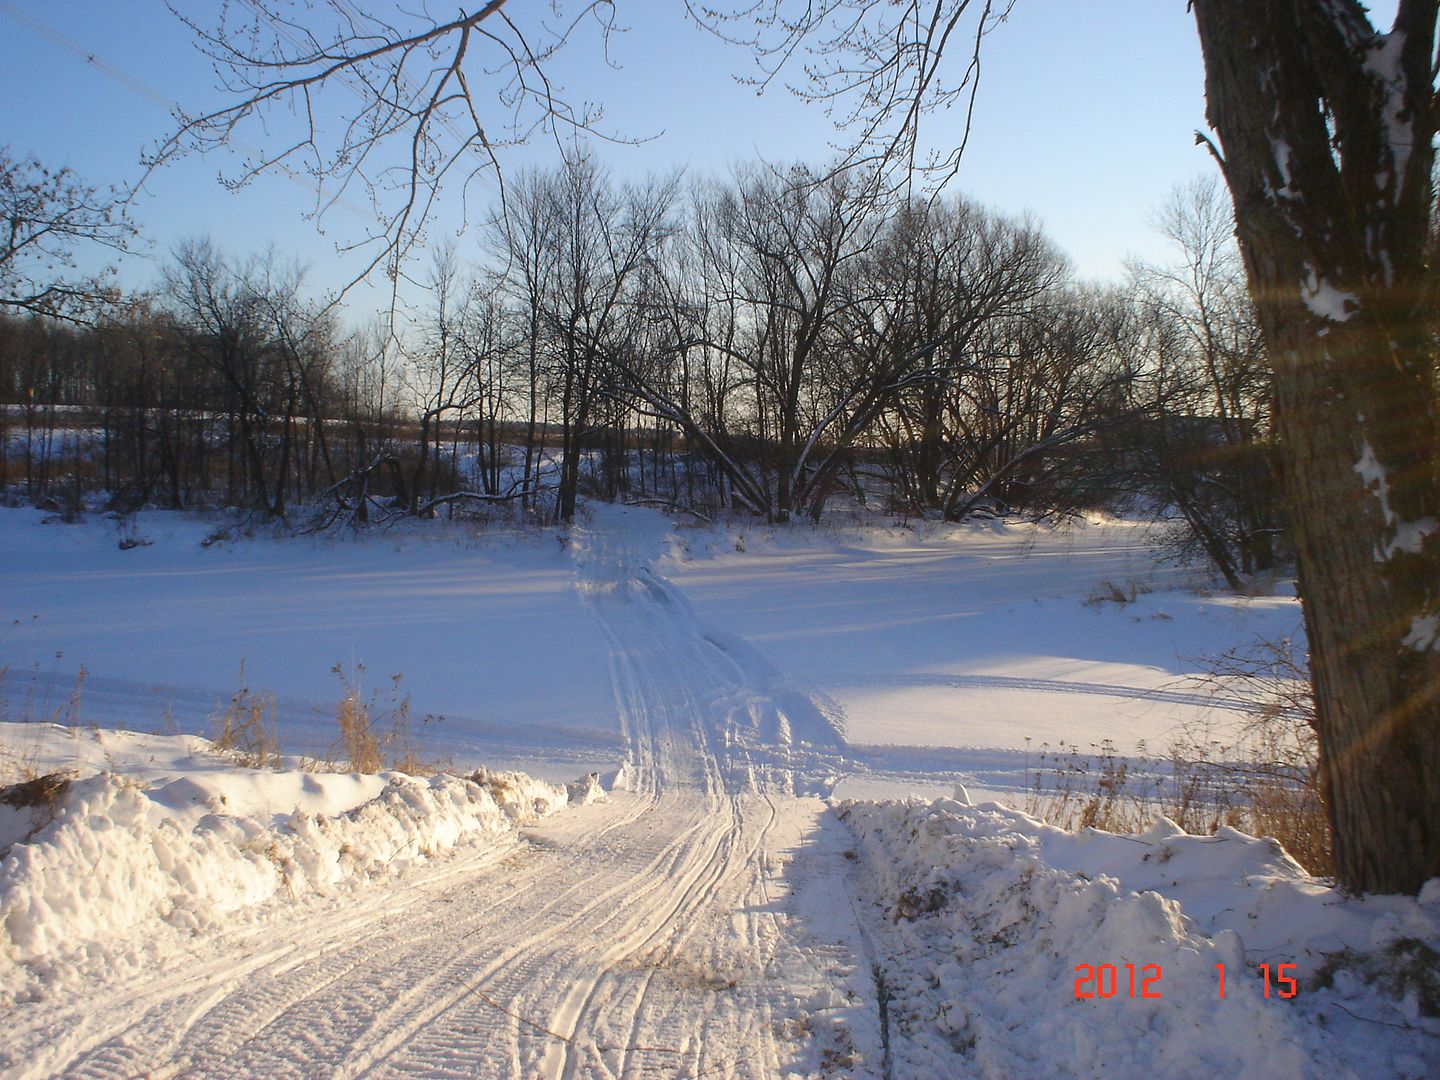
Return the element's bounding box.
[0,149,134,324]
[688,0,1016,186]
[150,1,636,301]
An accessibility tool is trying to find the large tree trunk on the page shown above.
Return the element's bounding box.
[1193,0,1440,893]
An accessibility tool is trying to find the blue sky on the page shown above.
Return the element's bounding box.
[0,1,1401,314]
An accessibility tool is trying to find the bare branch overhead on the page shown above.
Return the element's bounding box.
[150,1,634,298]
[688,1,1017,185]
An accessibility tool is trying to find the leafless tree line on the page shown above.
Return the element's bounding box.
[0,160,1280,578]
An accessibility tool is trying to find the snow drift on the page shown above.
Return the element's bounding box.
[1,762,588,980]
[839,797,1440,1079]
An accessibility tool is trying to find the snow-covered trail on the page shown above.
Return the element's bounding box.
[4,506,870,1079]
[573,505,847,800]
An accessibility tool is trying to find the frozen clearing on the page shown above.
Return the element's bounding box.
[662,515,1302,799]
[1,508,622,780]
[2,505,1437,1077]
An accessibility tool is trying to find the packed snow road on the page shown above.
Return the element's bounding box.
[2,506,874,1078]
[6,507,1436,1077]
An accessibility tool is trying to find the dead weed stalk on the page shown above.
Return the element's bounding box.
[328,663,430,774]
[212,662,281,768]
[1025,637,1332,876]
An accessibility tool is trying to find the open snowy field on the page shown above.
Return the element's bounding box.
[663,513,1304,799]
[1,502,1436,1077]
[1,505,1302,796]
[1,507,623,781]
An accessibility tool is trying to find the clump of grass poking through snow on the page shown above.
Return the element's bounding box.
[0,772,73,853]
[333,663,385,773]
[1313,939,1440,1019]
[1083,578,1151,607]
[211,661,281,768]
[1024,636,1332,876]
[0,772,71,810]
[329,663,431,774]
[207,660,440,775]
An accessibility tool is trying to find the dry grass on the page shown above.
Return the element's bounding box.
[334,683,384,773]
[203,661,440,775]
[0,660,87,731]
[1315,939,1440,1019]
[1025,637,1332,876]
[212,663,281,768]
[1185,636,1331,876]
[326,663,432,775]
[0,663,90,783]
[0,772,73,854]
[0,646,441,782]
[59,665,86,729]
[1083,579,1152,607]
[0,772,72,814]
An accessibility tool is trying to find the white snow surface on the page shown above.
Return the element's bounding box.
[661,513,1301,800]
[1403,613,1440,652]
[1301,265,1359,323]
[1,506,623,780]
[2,502,1436,1077]
[1354,438,1436,559]
[0,722,388,835]
[1270,136,1298,199]
[0,729,575,985]
[1364,30,1415,203]
[839,797,1440,1079]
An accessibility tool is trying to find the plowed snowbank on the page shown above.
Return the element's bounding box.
[1,741,591,987]
[840,797,1440,1078]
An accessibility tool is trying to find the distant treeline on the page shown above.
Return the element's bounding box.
[0,163,1285,586]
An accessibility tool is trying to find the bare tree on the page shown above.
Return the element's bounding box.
[869,195,1077,519]
[0,149,132,322]
[163,240,324,517]
[1125,179,1282,589]
[930,288,1140,523]
[487,168,565,510]
[689,1,1015,183]
[545,160,676,520]
[404,248,484,513]
[481,159,676,520]
[456,288,517,499]
[1190,1,1440,894]
[618,165,894,521]
[156,1,626,292]
[712,0,1440,892]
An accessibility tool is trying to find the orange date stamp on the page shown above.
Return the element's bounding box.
[1073,963,1299,1000]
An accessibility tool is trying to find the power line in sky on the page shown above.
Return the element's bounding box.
[0,0,176,112]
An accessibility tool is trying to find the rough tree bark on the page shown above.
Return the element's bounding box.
[1193,0,1440,894]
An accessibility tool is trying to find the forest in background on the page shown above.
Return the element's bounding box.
[0,160,1284,589]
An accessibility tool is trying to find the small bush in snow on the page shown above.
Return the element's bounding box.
[211,663,280,768]
[1025,636,1331,875]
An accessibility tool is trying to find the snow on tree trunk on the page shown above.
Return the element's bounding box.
[1193,0,1440,894]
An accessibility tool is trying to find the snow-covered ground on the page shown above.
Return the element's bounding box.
[0,729,577,973]
[1,507,622,780]
[663,514,1302,800]
[1,502,1435,1077]
[837,798,1439,1078]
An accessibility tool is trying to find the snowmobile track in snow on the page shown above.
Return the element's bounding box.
[2,506,870,1079]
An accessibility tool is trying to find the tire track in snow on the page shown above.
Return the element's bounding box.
[836,671,1255,713]
[4,507,873,1079]
[5,843,527,1076]
[535,507,870,1078]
